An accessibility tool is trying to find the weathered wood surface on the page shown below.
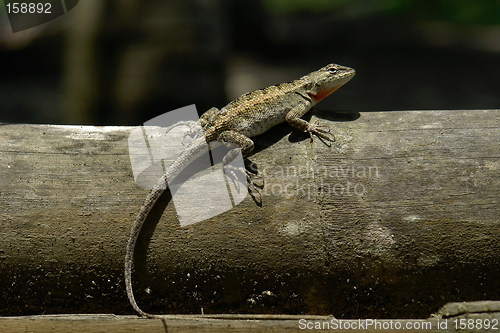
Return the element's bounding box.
[1,303,500,333]
[0,314,439,333]
[0,110,499,318]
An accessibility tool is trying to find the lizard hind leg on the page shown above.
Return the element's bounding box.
[216,130,264,197]
[226,163,263,195]
[163,120,199,134]
[200,107,221,127]
[224,163,264,205]
[161,120,202,147]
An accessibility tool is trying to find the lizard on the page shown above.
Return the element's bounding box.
[125,63,356,318]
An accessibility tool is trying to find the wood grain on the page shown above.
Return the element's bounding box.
[0,110,498,318]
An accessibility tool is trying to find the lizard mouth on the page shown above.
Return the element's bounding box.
[308,84,342,102]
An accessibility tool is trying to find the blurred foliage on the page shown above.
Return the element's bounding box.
[262,0,500,25]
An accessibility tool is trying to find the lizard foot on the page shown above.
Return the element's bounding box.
[246,171,264,194]
[164,120,202,145]
[164,120,199,134]
[245,170,264,205]
[306,123,336,146]
[224,165,264,195]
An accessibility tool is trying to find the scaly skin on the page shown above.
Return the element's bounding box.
[125,63,355,318]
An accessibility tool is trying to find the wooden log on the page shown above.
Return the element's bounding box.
[0,109,499,318]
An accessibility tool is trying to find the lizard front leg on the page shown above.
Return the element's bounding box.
[285,102,335,143]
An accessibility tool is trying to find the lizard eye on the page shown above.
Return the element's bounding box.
[329,68,337,73]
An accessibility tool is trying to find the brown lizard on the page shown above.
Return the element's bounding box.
[125,63,355,318]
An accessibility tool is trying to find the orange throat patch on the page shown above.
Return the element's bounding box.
[308,85,341,103]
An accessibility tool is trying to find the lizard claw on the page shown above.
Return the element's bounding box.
[246,171,264,192]
[306,123,336,146]
[164,120,198,134]
[245,171,264,203]
[164,120,202,145]
[224,165,263,196]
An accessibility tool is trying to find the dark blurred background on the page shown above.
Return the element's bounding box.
[1,0,499,125]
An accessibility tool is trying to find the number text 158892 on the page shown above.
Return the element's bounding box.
[5,3,52,14]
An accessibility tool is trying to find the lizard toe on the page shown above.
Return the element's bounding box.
[307,123,336,144]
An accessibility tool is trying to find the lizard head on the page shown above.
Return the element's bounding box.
[305,63,355,103]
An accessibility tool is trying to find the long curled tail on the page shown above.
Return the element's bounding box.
[124,175,167,318]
